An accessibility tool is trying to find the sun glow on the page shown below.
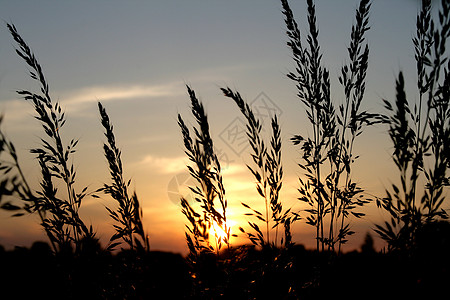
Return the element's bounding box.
[209,219,236,247]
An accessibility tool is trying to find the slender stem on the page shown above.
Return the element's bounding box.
[315,106,325,252]
[265,193,269,246]
[275,224,279,248]
[259,139,270,246]
[410,91,425,214]
[215,229,219,256]
[2,133,58,252]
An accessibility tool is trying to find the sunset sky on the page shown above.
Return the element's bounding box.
[0,0,440,254]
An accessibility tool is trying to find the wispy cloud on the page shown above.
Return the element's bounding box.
[0,81,184,121]
[136,154,187,174]
[133,154,249,178]
[64,82,182,109]
[222,162,247,176]
[0,63,254,123]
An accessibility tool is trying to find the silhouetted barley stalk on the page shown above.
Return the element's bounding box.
[221,87,293,248]
[375,0,449,252]
[282,0,376,253]
[97,102,149,252]
[178,85,229,257]
[0,23,94,253]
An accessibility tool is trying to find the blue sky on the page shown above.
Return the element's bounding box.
[0,0,437,253]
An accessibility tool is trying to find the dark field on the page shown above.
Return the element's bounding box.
[1,221,449,299]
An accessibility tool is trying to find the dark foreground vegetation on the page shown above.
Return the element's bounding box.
[1,0,449,298]
[1,222,449,299]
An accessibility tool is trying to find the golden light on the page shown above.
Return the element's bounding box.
[210,220,227,241]
[209,219,236,247]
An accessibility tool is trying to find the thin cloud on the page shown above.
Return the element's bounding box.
[63,82,184,113]
[0,64,252,123]
[0,81,184,121]
[134,155,249,177]
[137,154,187,174]
[222,162,247,176]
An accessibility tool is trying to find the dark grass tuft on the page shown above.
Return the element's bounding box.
[282,0,377,254]
[97,102,150,252]
[0,23,95,254]
[375,0,450,253]
[221,87,294,249]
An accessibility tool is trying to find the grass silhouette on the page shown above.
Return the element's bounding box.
[0,23,95,254]
[221,87,294,248]
[97,102,150,252]
[177,85,234,298]
[374,0,449,253]
[178,85,230,256]
[282,0,378,253]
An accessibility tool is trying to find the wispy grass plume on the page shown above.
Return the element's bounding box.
[221,87,293,248]
[0,23,94,253]
[97,102,149,252]
[375,0,449,252]
[178,85,229,256]
[177,85,232,298]
[281,0,376,253]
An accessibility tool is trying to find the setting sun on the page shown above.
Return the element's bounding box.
[210,221,227,241]
[209,219,237,247]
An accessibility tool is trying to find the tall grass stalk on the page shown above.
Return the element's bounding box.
[0,117,51,248]
[221,87,293,248]
[97,102,149,252]
[0,23,94,253]
[375,0,449,252]
[281,0,376,253]
[178,85,229,257]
